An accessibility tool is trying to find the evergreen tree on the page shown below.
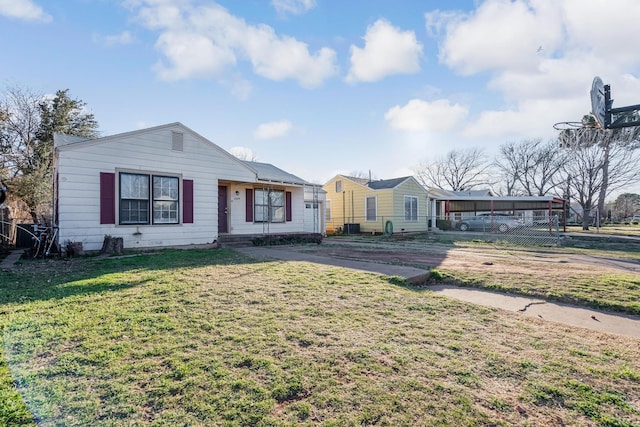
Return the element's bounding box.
[0,87,99,222]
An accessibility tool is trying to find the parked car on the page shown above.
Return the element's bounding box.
[458,213,523,233]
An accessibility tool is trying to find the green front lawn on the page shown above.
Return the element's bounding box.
[1,249,639,426]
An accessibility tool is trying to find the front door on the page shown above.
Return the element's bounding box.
[218,185,228,233]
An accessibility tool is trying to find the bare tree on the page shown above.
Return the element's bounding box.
[594,126,640,224]
[494,138,566,197]
[229,146,258,162]
[612,193,640,221]
[559,120,640,228]
[493,142,521,196]
[561,127,640,229]
[348,170,377,181]
[413,148,490,191]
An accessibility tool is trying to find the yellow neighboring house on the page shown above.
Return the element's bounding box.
[323,175,429,235]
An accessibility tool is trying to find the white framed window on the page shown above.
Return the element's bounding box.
[404,195,418,221]
[365,196,377,221]
[326,199,332,221]
[153,176,179,223]
[255,189,285,223]
[335,180,343,193]
[119,172,179,225]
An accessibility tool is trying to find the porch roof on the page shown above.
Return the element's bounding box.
[243,161,309,186]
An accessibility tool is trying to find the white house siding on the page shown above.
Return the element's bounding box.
[303,186,326,234]
[225,184,306,235]
[56,124,256,251]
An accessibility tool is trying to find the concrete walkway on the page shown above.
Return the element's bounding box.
[0,249,24,270]
[236,246,640,340]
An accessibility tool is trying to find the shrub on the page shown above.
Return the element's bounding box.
[436,219,452,231]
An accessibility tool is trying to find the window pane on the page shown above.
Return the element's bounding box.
[120,173,149,224]
[254,189,266,204]
[153,176,178,201]
[366,196,376,221]
[120,199,149,224]
[254,189,267,222]
[153,201,178,223]
[151,176,179,224]
[255,205,268,222]
[121,173,149,199]
[405,196,418,221]
[270,190,284,206]
[271,206,284,222]
[253,189,284,223]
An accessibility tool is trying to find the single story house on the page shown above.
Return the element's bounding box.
[53,122,325,251]
[323,175,429,234]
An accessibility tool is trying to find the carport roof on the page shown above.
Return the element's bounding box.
[430,195,566,213]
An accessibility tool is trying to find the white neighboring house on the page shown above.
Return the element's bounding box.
[53,122,325,251]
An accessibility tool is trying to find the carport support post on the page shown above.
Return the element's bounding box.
[490,199,495,229]
[430,198,437,231]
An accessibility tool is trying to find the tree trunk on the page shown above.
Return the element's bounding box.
[596,141,610,227]
[101,235,123,254]
[582,206,591,230]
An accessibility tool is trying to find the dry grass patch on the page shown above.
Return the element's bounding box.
[300,237,640,314]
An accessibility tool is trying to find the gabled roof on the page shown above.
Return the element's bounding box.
[54,122,236,162]
[53,133,91,147]
[327,174,427,193]
[54,122,311,187]
[367,176,413,190]
[244,161,309,186]
[340,175,369,186]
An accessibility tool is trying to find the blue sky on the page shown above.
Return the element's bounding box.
[2,0,640,191]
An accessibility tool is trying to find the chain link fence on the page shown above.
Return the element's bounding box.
[441,215,561,247]
[328,213,561,247]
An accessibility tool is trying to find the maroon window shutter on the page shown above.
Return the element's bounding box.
[100,172,115,224]
[246,189,253,222]
[285,191,292,222]
[183,179,194,224]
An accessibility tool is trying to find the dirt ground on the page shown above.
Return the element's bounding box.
[306,236,640,277]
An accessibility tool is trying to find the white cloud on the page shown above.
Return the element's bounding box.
[271,0,316,16]
[153,31,237,80]
[562,0,640,66]
[430,0,563,75]
[385,99,468,132]
[253,120,293,139]
[463,97,585,140]
[425,0,640,140]
[128,1,338,87]
[93,31,135,47]
[347,19,422,83]
[0,0,51,22]
[242,25,338,88]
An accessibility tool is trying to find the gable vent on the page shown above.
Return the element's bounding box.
[172,131,184,151]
